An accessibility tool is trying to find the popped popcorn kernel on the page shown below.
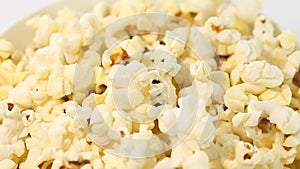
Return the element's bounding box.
[241,61,284,88]
[0,39,14,60]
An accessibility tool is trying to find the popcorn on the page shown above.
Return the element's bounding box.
[0,39,14,60]
[272,132,298,165]
[0,85,12,101]
[1,0,300,168]
[0,101,26,166]
[120,36,146,61]
[158,107,180,133]
[182,150,209,169]
[258,84,292,106]
[0,140,25,161]
[73,63,96,102]
[9,86,33,108]
[234,39,260,65]
[276,30,297,55]
[79,14,102,45]
[224,85,249,112]
[0,159,17,169]
[92,1,109,19]
[190,61,211,82]
[47,64,76,99]
[26,15,59,47]
[234,0,262,24]
[50,32,82,64]
[0,60,27,86]
[21,109,38,127]
[205,17,231,36]
[29,46,64,73]
[241,61,284,88]
[253,15,275,39]
[154,157,180,169]
[232,100,300,156]
[163,27,189,56]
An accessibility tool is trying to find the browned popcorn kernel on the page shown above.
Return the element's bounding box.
[38,160,54,169]
[292,71,300,87]
[109,47,129,65]
[95,84,107,94]
[7,103,14,111]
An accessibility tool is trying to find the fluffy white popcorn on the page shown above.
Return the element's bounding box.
[0,159,17,169]
[216,29,241,56]
[158,107,180,133]
[287,50,300,69]
[142,49,181,76]
[154,157,181,169]
[0,85,12,101]
[137,15,156,32]
[179,0,202,14]
[111,110,132,135]
[205,16,231,41]
[188,27,216,68]
[92,1,110,19]
[230,64,244,85]
[0,140,25,161]
[21,109,39,127]
[1,0,300,168]
[50,32,82,64]
[234,39,260,64]
[232,100,300,152]
[73,63,96,102]
[258,84,292,106]
[79,13,102,45]
[102,153,128,169]
[26,15,60,47]
[0,101,26,165]
[9,86,33,108]
[0,60,27,86]
[181,150,209,169]
[253,15,275,39]
[120,36,146,61]
[190,61,211,82]
[241,61,284,88]
[210,71,230,90]
[282,51,300,80]
[221,52,237,72]
[47,64,76,99]
[234,0,262,24]
[276,30,297,55]
[163,27,189,57]
[57,7,78,22]
[35,99,64,122]
[224,85,249,112]
[272,132,298,165]
[29,46,65,73]
[48,123,71,150]
[0,39,14,60]
[217,133,281,169]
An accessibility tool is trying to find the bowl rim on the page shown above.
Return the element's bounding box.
[0,0,99,50]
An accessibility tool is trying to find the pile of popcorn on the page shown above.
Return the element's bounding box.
[0,0,300,168]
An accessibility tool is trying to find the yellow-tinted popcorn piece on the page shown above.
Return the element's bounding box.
[241,61,284,88]
[0,39,14,60]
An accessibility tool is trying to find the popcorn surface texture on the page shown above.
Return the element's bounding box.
[0,0,300,168]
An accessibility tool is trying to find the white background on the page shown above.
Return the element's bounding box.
[0,0,299,39]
